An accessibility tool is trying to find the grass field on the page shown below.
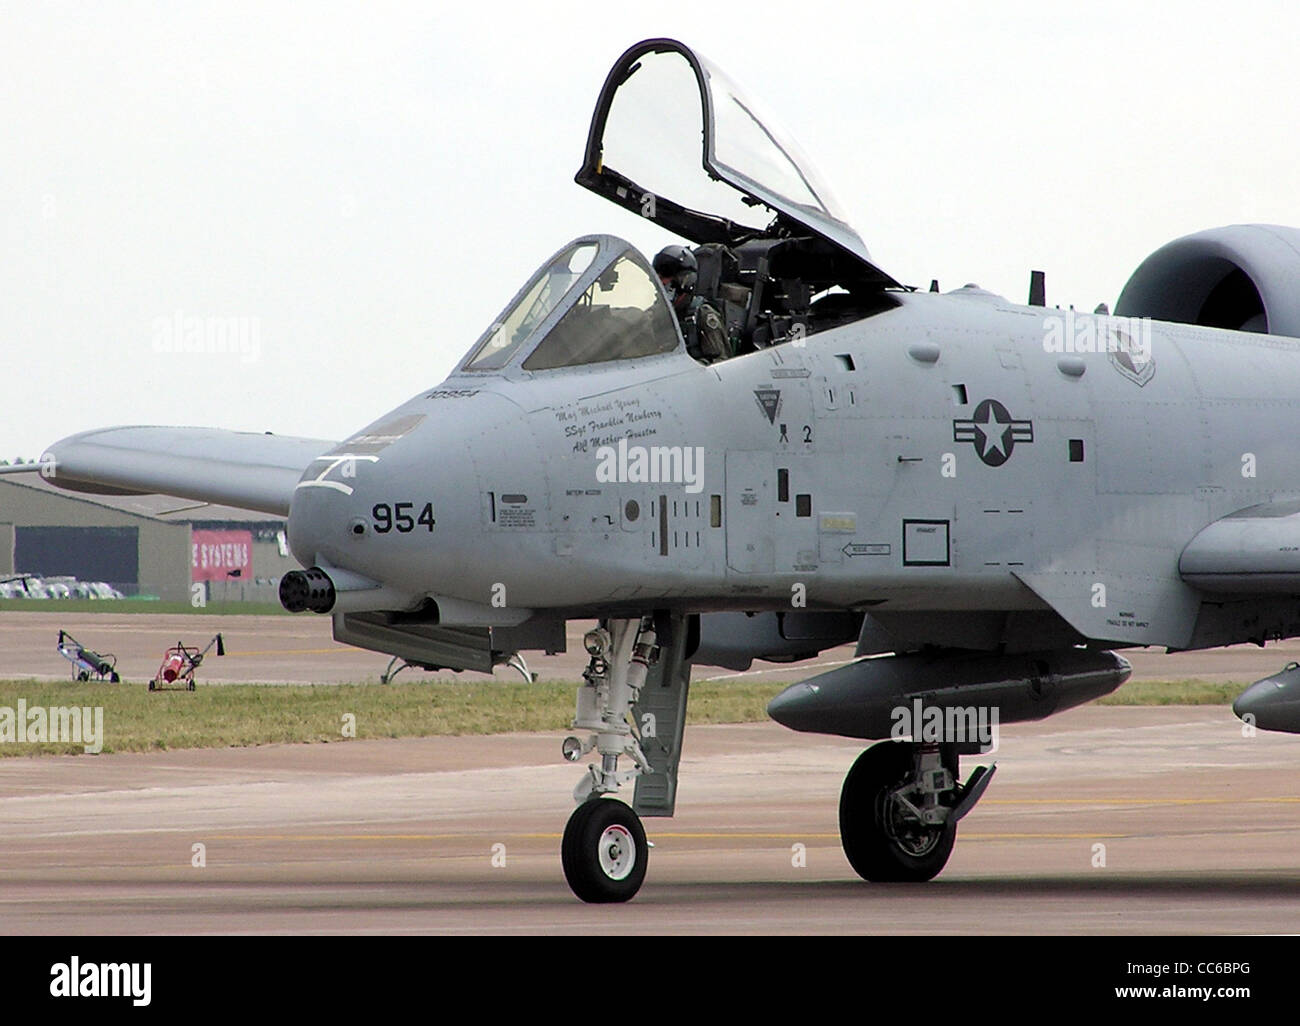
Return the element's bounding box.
[1095,679,1243,706]
[0,676,1244,757]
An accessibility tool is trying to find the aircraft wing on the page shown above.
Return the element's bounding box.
[36,426,337,517]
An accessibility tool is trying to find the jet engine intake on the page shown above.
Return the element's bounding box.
[1115,224,1300,337]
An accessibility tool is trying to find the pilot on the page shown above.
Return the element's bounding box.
[653,245,731,363]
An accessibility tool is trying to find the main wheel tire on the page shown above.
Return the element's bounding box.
[839,741,956,883]
[561,798,648,903]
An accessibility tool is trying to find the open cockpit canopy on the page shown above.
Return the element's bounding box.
[459,41,905,375]
[575,38,897,291]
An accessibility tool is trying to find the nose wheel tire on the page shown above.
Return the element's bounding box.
[839,740,956,883]
[561,798,648,903]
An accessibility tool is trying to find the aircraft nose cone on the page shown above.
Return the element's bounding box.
[1234,665,1300,734]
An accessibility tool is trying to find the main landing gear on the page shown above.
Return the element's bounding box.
[839,740,996,882]
[559,617,658,903]
[552,615,996,901]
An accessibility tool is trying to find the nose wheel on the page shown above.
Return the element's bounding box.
[561,798,648,903]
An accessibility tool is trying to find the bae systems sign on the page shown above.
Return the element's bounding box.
[191,529,252,583]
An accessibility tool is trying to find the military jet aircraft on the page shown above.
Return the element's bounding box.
[11,38,1300,902]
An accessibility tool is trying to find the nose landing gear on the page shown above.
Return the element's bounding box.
[559,617,658,902]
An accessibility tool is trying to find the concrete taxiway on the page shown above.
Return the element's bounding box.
[8,609,1300,685]
[0,706,1297,934]
[2,610,1299,933]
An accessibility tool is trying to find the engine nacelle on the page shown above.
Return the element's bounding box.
[1115,224,1300,338]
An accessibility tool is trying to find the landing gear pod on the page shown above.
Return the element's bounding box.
[1234,662,1300,733]
[767,648,1131,739]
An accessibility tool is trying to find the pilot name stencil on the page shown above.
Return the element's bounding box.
[557,397,665,453]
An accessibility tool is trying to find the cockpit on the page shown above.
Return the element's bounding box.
[458,38,902,375]
[461,237,681,374]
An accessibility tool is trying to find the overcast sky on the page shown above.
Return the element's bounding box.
[3,1,1296,458]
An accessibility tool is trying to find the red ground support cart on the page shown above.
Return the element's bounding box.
[148,634,225,692]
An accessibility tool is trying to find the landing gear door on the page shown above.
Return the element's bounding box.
[575,38,897,289]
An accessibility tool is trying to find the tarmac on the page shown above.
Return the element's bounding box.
[8,609,1300,685]
[1,610,1299,933]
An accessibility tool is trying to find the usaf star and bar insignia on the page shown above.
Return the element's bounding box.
[953,398,1034,467]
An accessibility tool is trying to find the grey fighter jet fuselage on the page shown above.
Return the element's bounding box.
[23,38,1300,902]
[284,278,1300,655]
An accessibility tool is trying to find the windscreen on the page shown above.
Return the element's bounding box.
[523,251,679,370]
[463,242,598,371]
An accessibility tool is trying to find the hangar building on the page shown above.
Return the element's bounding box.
[0,475,297,603]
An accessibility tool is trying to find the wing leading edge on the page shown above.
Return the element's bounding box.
[38,426,337,517]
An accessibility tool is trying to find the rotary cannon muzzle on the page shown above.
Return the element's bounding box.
[279,568,337,613]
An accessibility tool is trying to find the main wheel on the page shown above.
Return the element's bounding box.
[839,740,956,882]
[561,798,648,903]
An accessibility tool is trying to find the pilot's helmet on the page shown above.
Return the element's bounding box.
[653,245,698,301]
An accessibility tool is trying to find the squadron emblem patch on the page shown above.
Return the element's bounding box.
[1108,326,1156,386]
[754,388,782,424]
